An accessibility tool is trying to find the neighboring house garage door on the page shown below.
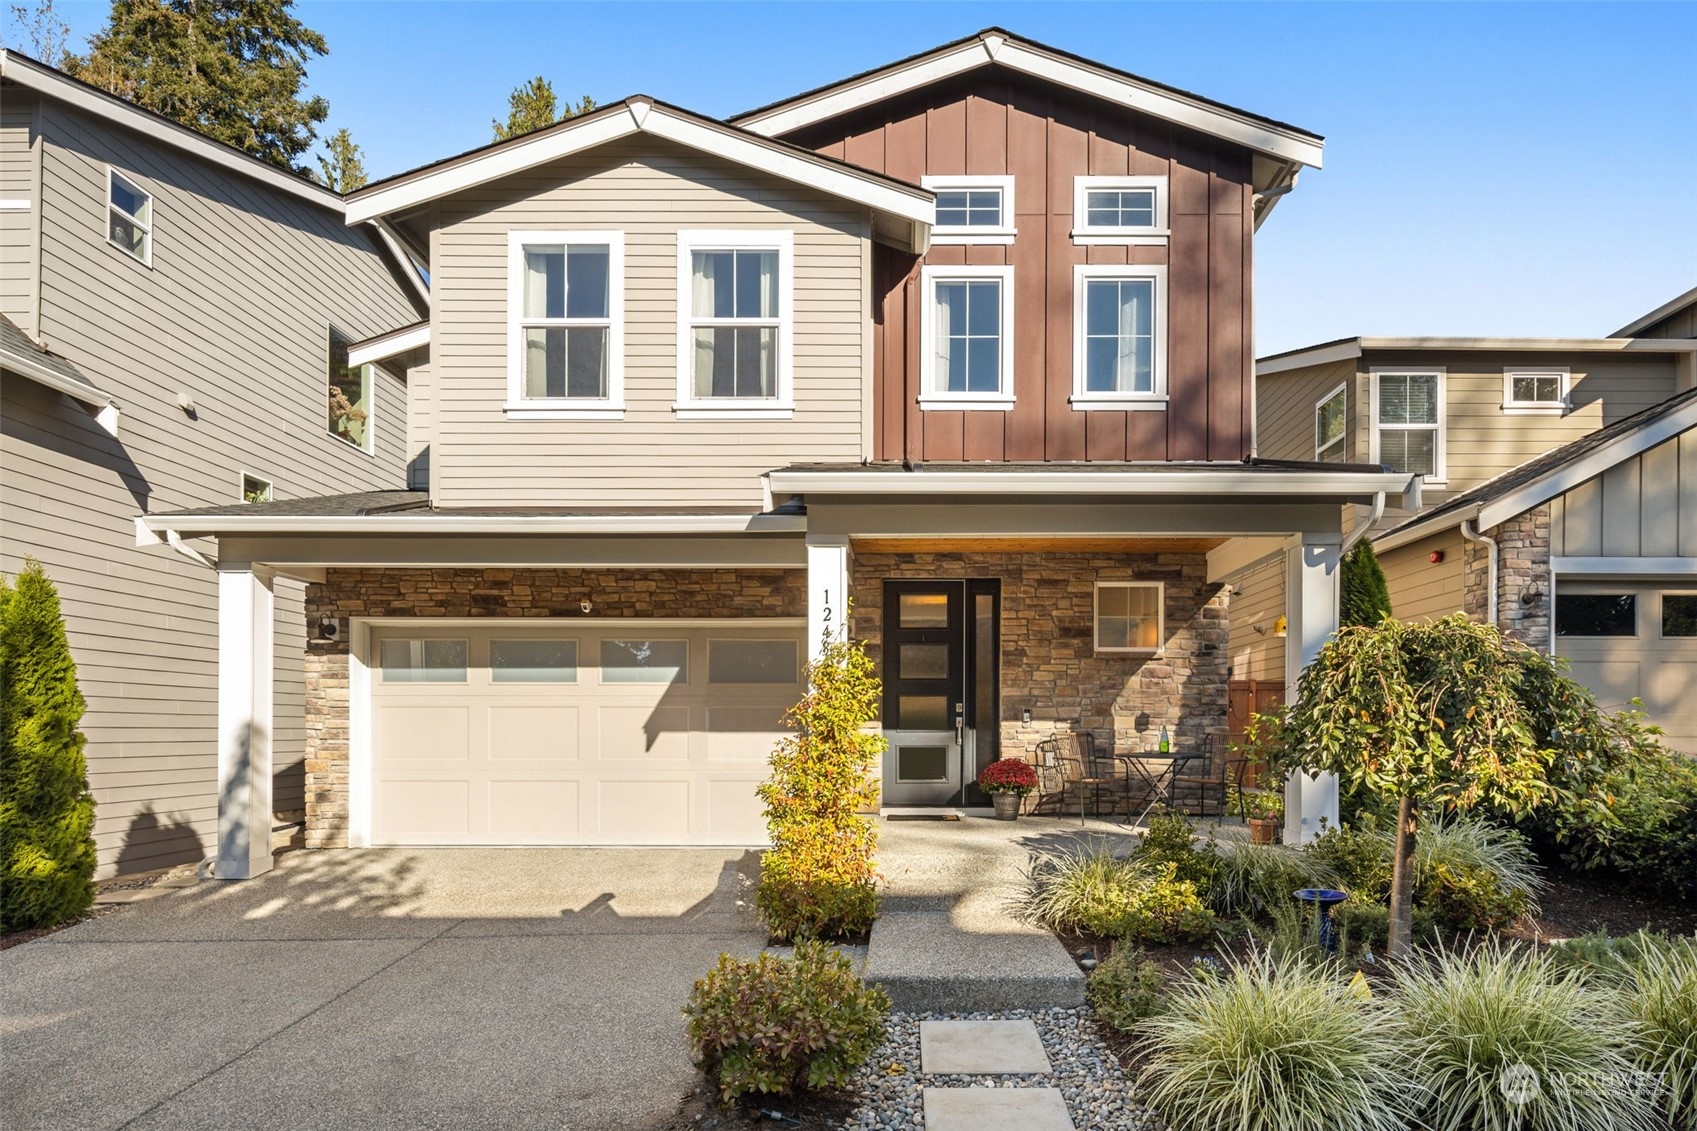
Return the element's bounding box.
[1554,584,1697,754]
[368,623,802,845]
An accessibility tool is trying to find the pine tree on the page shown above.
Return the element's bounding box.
[313,126,366,192]
[1339,540,1393,627]
[66,0,329,173]
[0,560,97,932]
[4,0,74,64]
[493,75,595,141]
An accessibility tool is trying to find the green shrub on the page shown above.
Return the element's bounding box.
[1392,943,1659,1131]
[1307,819,1393,903]
[1134,807,1223,894]
[1534,740,1697,901]
[1340,540,1392,627]
[1546,929,1696,984]
[1022,842,1217,945]
[1210,841,1332,918]
[1087,944,1167,1033]
[683,939,889,1101]
[1328,901,1440,961]
[755,632,884,941]
[1621,938,1697,1126]
[0,561,97,933]
[1138,948,1416,1131]
[1413,816,1543,932]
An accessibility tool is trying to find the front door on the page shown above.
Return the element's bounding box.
[881,580,1000,808]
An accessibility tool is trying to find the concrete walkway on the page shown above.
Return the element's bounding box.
[0,848,765,1131]
[865,815,1141,1011]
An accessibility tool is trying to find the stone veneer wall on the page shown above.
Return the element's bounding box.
[302,567,805,847]
[1463,505,1551,648]
[849,550,1230,765]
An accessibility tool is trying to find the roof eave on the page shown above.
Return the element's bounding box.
[767,466,1417,506]
[142,511,809,538]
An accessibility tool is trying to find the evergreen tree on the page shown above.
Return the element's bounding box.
[1339,540,1393,627]
[492,75,595,141]
[5,0,73,64]
[66,0,329,173]
[313,126,366,192]
[0,560,97,932]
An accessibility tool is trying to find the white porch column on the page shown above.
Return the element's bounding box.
[805,534,850,660]
[217,565,274,879]
[1283,535,1341,845]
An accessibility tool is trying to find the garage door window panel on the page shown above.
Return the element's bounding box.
[708,639,799,684]
[491,639,579,682]
[600,638,689,683]
[380,639,468,682]
[1555,594,1637,637]
[1662,595,1697,638]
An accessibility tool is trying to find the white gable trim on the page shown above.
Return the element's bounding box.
[0,342,120,434]
[345,101,935,229]
[346,321,430,368]
[734,34,1325,169]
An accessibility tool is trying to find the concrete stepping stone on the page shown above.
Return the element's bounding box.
[923,1086,1075,1131]
[920,1019,1051,1074]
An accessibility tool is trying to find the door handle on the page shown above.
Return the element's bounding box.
[954,702,965,746]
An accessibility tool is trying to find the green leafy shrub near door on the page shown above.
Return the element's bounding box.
[756,631,885,941]
[0,560,98,932]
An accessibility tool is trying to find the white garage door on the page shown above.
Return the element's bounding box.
[368,623,803,845]
[1555,585,1697,753]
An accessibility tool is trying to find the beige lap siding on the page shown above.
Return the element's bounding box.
[849,549,1230,764]
[302,567,805,848]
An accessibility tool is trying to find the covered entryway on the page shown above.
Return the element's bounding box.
[1555,582,1697,752]
[366,622,803,845]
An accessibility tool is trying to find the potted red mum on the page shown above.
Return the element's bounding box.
[978,758,1039,820]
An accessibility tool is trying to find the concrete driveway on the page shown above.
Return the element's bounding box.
[0,848,765,1131]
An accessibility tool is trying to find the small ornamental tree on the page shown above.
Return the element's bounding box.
[0,560,97,932]
[1268,614,1648,959]
[755,627,885,940]
[1339,541,1393,627]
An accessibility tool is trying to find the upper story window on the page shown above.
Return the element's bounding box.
[1503,367,1568,414]
[507,231,625,419]
[108,168,152,264]
[240,473,273,504]
[1070,265,1166,410]
[327,329,374,453]
[918,264,1014,411]
[923,175,1016,245]
[675,230,793,420]
[1072,176,1168,244]
[1315,383,1349,461]
[1371,369,1445,482]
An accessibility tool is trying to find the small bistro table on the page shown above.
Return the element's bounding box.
[1115,750,1209,827]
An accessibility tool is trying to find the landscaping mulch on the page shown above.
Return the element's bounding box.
[657,1082,857,1130]
[1505,864,1697,942]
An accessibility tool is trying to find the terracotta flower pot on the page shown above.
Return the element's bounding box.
[992,793,1022,821]
[1248,817,1279,845]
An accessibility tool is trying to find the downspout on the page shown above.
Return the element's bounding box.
[1340,492,1385,556]
[1459,519,1498,626]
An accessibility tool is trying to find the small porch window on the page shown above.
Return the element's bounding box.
[1094,581,1163,653]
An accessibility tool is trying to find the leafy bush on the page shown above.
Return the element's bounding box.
[1545,929,1695,984]
[1,561,97,933]
[1022,841,1217,945]
[1133,808,1222,894]
[1328,901,1440,961]
[1413,816,1543,932]
[1209,841,1331,918]
[1392,943,1659,1131]
[1307,819,1393,903]
[1137,948,1417,1131]
[1340,540,1393,627]
[755,632,884,941]
[1087,944,1167,1032]
[683,939,890,1101]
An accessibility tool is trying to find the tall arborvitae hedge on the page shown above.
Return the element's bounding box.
[0,560,97,932]
[1340,541,1393,628]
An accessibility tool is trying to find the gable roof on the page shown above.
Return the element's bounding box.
[1257,335,1697,377]
[0,312,119,433]
[728,27,1325,172]
[1613,285,1697,338]
[343,96,935,249]
[1374,386,1697,551]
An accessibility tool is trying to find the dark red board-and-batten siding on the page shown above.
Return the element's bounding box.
[787,72,1254,464]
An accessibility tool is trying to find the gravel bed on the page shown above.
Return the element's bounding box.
[841,1006,1160,1130]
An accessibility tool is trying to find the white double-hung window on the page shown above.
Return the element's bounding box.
[1071,264,1166,409]
[918,264,1014,411]
[675,230,793,419]
[506,230,624,418]
[1371,369,1445,481]
[107,168,152,264]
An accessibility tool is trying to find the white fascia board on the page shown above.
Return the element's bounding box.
[0,51,342,213]
[767,468,1415,499]
[144,512,808,537]
[1612,286,1697,338]
[346,322,430,368]
[1,345,116,418]
[1553,557,1697,576]
[1257,339,1363,376]
[1257,337,1697,377]
[734,36,1325,169]
[1476,398,1697,529]
[1371,505,1478,554]
[344,104,933,228]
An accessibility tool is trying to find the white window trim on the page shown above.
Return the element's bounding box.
[1369,367,1447,485]
[239,471,273,504]
[1071,175,1169,245]
[1501,366,1569,415]
[106,165,152,267]
[1093,580,1165,655]
[1069,263,1168,411]
[326,327,377,456]
[922,174,1016,245]
[505,230,626,420]
[1314,381,1349,460]
[917,263,1016,411]
[673,229,795,420]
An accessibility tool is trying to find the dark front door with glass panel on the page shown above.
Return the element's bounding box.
[881,580,1000,808]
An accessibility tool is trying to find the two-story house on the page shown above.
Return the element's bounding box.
[0,51,427,875]
[142,29,1419,876]
[1239,287,1697,750]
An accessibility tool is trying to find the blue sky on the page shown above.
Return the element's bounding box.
[25,1,1697,354]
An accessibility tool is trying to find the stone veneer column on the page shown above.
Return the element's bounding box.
[1462,505,1552,649]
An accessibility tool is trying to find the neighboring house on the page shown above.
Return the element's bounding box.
[0,52,428,875]
[1240,289,1697,750]
[142,28,1419,874]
